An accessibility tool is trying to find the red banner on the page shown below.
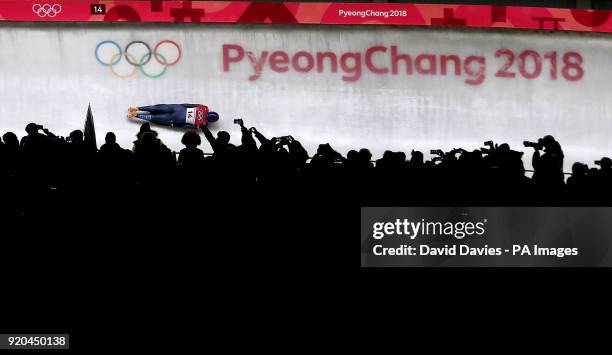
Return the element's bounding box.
[3,1,612,33]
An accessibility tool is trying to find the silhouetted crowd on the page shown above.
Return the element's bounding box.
[1,121,611,224]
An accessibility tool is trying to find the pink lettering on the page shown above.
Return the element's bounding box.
[246,51,268,81]
[222,44,244,72]
[365,46,388,74]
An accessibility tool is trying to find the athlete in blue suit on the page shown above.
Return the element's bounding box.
[128,104,219,128]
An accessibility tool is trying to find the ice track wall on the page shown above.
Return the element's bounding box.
[0,23,610,170]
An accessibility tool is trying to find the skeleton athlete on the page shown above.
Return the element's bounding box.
[128,104,219,128]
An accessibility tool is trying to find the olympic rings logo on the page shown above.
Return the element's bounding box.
[32,3,62,18]
[94,40,182,79]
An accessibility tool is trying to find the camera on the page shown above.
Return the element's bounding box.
[483,141,494,146]
[523,138,543,150]
[233,118,244,126]
[430,149,443,156]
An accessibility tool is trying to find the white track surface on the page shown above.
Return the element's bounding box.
[1,23,611,171]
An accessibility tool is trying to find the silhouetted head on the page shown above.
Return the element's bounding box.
[105,132,116,144]
[181,130,201,147]
[316,144,327,156]
[2,132,18,149]
[347,150,358,161]
[572,162,588,176]
[396,152,406,162]
[410,150,424,164]
[140,131,159,151]
[69,130,83,143]
[382,150,393,161]
[598,157,612,169]
[542,135,560,153]
[207,111,219,123]
[498,143,510,152]
[140,123,151,133]
[25,123,40,135]
[217,131,230,146]
[316,143,339,160]
[358,148,372,162]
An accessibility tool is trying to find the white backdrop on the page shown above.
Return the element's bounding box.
[0,23,611,171]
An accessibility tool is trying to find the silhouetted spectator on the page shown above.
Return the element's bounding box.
[20,123,58,154]
[134,130,175,189]
[311,143,342,169]
[595,157,612,178]
[178,130,204,169]
[568,162,589,187]
[6,117,612,213]
[531,135,565,188]
[99,132,126,157]
[0,132,20,177]
[409,150,424,169]
[20,123,62,190]
[98,132,132,187]
[133,123,161,155]
[201,126,235,157]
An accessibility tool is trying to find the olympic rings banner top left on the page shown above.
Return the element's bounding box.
[94,40,183,79]
[4,1,612,34]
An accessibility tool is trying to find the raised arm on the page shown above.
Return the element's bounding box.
[288,137,309,165]
[201,125,219,153]
[532,149,541,171]
[241,124,257,150]
[41,127,58,139]
[250,127,269,146]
